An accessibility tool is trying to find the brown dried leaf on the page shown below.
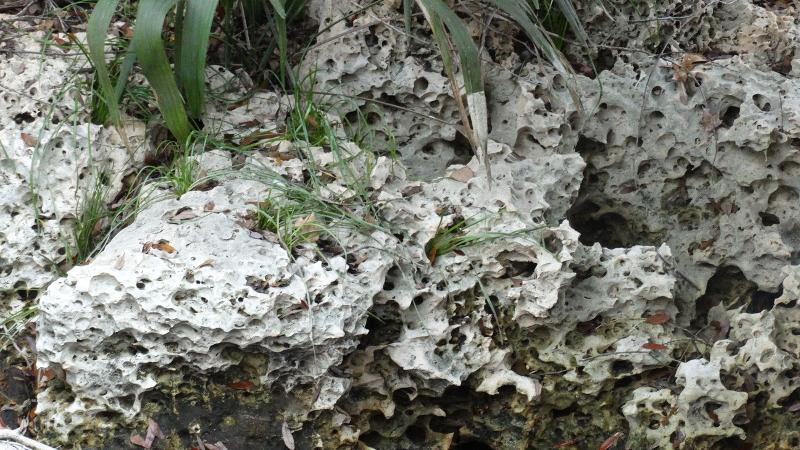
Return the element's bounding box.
[676,82,689,105]
[166,206,198,224]
[20,133,38,147]
[238,119,260,128]
[645,312,670,325]
[680,53,708,70]
[598,432,624,450]
[642,342,668,351]
[240,130,282,146]
[197,259,215,269]
[697,239,715,251]
[229,380,254,390]
[701,109,722,132]
[203,201,215,212]
[293,213,320,242]
[143,239,175,254]
[449,166,475,183]
[553,438,579,448]
[130,419,165,449]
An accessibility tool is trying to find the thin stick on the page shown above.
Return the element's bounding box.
[0,429,58,450]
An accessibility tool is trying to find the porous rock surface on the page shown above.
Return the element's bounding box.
[0,26,146,295]
[25,1,800,449]
[36,178,396,438]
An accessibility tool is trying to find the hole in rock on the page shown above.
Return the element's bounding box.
[13,112,35,124]
[611,360,634,376]
[720,105,740,128]
[692,266,756,330]
[752,94,771,112]
[404,425,428,444]
[746,287,782,314]
[759,211,780,226]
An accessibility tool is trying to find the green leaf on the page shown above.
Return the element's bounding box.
[132,0,192,143]
[416,0,487,174]
[488,0,564,71]
[268,0,286,18]
[177,0,220,119]
[87,0,121,127]
[403,0,412,36]
[552,0,587,43]
[416,0,481,95]
[113,41,137,101]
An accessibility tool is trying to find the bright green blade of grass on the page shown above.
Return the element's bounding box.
[132,0,192,144]
[177,0,220,119]
[87,0,121,127]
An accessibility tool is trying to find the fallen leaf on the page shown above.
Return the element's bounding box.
[143,239,175,254]
[131,419,165,449]
[701,108,722,132]
[119,23,134,39]
[598,431,624,450]
[281,421,295,450]
[166,206,198,224]
[645,312,670,325]
[238,119,261,128]
[643,342,668,351]
[697,239,715,251]
[427,246,438,265]
[198,259,215,269]
[680,53,708,69]
[20,133,38,147]
[52,35,68,45]
[449,166,475,183]
[553,438,579,448]
[293,213,320,242]
[229,380,254,390]
[37,367,56,389]
[204,201,215,211]
[114,254,125,270]
[36,19,56,31]
[241,130,282,146]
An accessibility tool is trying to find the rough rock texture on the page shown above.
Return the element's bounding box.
[0,27,146,295]
[23,0,800,449]
[36,178,396,442]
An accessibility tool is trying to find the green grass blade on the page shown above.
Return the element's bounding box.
[174,0,186,79]
[403,0,412,35]
[417,0,488,175]
[489,0,563,70]
[416,0,481,95]
[113,40,137,101]
[552,0,588,43]
[178,0,219,119]
[268,0,286,18]
[87,0,121,127]
[133,0,192,143]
